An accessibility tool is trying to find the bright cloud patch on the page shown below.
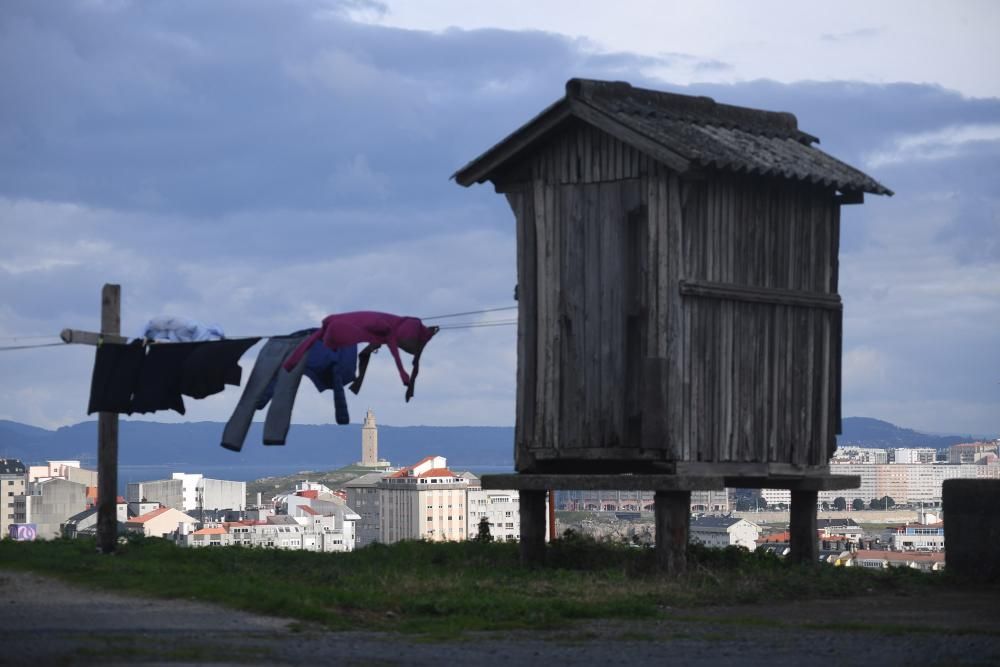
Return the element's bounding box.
[865,123,1000,168]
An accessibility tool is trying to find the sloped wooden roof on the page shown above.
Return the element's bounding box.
[454,78,892,196]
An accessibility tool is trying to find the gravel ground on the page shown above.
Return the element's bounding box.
[1,569,998,666]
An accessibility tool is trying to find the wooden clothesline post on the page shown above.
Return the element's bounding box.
[96,284,120,554]
[60,284,124,554]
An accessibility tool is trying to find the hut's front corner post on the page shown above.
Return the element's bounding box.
[789,490,819,565]
[655,490,690,575]
[97,283,121,554]
[519,489,547,567]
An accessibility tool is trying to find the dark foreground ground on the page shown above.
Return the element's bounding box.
[1,568,997,667]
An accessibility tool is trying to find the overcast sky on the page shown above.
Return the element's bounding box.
[1,0,997,438]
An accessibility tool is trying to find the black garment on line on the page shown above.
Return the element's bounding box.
[87,338,260,416]
[87,341,145,415]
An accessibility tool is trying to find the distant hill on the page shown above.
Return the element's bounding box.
[837,417,981,449]
[0,419,515,471]
[1,416,986,476]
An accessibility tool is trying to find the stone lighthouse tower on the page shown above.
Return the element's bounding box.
[361,408,378,466]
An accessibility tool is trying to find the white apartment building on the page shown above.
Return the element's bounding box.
[379,456,469,543]
[127,473,245,513]
[758,488,791,506]
[818,461,1000,506]
[27,460,99,486]
[831,447,889,464]
[13,478,89,540]
[184,513,356,552]
[690,516,760,551]
[126,506,198,538]
[890,522,945,551]
[556,488,729,513]
[467,485,520,543]
[690,489,730,512]
[1,459,26,540]
[891,448,936,464]
[948,442,998,464]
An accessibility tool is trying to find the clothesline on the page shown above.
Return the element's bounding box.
[0,342,67,352]
[0,305,521,348]
[0,319,519,352]
[0,334,62,341]
[422,306,517,320]
[437,319,518,330]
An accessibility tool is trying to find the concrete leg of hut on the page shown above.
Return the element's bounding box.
[789,490,819,565]
[655,490,690,575]
[519,489,547,567]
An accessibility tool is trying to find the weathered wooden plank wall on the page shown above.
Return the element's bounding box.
[504,121,842,471]
[672,174,841,467]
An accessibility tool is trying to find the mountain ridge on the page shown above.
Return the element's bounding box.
[1,417,989,473]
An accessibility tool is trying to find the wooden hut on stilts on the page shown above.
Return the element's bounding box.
[454,79,891,572]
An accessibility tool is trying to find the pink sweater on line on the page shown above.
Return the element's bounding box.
[282,311,437,391]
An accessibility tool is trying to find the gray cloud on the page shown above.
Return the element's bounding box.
[820,26,886,42]
[0,0,998,436]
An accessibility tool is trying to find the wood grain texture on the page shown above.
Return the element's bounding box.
[97,283,121,555]
[510,130,844,475]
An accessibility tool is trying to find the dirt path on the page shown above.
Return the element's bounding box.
[1,569,997,666]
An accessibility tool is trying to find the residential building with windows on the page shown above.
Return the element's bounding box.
[186,526,232,547]
[818,461,1000,507]
[379,456,469,543]
[13,478,88,540]
[890,522,945,551]
[183,513,355,552]
[850,549,945,572]
[127,473,245,514]
[757,488,791,506]
[832,447,889,464]
[27,460,98,486]
[60,502,129,539]
[126,506,198,538]
[344,472,388,547]
[891,448,936,464]
[555,488,729,513]
[277,486,360,550]
[948,442,998,464]
[1,459,26,540]
[690,516,760,550]
[817,518,864,543]
[466,480,520,543]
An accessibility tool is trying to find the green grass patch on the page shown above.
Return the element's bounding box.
[0,533,955,637]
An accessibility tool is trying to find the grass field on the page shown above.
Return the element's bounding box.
[0,533,950,637]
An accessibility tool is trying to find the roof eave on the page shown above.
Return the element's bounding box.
[452,98,574,187]
[453,95,695,187]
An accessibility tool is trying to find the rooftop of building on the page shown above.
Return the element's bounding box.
[854,549,945,563]
[455,78,891,196]
[691,516,746,529]
[127,506,172,524]
[0,459,26,475]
